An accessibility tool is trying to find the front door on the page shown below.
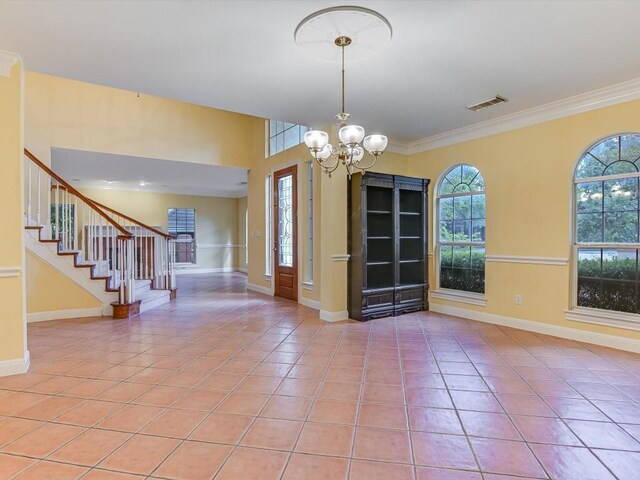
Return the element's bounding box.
[274,165,297,301]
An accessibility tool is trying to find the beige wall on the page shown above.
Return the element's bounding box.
[0,58,27,367]
[79,189,242,271]
[26,251,101,313]
[25,71,263,168]
[406,99,640,342]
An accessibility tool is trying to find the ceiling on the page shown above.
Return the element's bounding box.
[52,148,248,198]
[2,1,640,144]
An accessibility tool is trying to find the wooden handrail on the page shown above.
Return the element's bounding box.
[89,200,171,239]
[24,149,132,238]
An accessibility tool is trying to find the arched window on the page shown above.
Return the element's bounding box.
[574,134,640,314]
[437,164,486,294]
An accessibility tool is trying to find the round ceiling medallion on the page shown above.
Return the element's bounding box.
[294,6,392,63]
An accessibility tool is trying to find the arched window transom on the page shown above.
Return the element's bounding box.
[437,164,486,294]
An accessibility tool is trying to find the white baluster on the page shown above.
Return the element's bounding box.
[36,169,41,225]
[46,175,51,238]
[55,183,60,243]
[27,159,32,224]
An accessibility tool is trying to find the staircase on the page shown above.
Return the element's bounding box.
[23,149,176,318]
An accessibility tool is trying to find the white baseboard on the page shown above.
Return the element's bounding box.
[320,310,349,322]
[299,297,321,311]
[27,307,103,323]
[430,303,640,354]
[175,267,235,275]
[0,350,30,377]
[247,282,272,296]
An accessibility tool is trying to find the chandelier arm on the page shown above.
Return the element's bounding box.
[315,154,340,174]
[351,152,382,172]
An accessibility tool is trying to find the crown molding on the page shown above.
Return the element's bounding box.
[406,77,640,155]
[0,51,20,77]
[385,140,409,155]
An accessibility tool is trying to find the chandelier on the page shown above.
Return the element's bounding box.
[295,7,391,178]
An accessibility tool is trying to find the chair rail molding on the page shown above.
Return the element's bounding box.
[0,266,22,278]
[332,254,350,262]
[0,51,20,77]
[485,255,569,266]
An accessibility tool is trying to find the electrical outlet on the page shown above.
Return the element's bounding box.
[515,294,522,305]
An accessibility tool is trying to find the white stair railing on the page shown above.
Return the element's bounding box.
[89,200,176,292]
[24,149,137,305]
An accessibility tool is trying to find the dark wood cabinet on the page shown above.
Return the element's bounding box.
[348,172,430,321]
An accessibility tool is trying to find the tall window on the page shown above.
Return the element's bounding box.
[437,164,486,294]
[574,134,640,314]
[306,162,314,282]
[168,208,196,264]
[268,120,310,157]
[245,208,249,265]
[265,174,273,275]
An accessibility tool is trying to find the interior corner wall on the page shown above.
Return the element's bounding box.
[26,251,102,314]
[78,189,241,271]
[0,56,28,373]
[407,98,640,343]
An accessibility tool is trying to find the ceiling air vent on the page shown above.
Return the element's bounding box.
[466,95,509,112]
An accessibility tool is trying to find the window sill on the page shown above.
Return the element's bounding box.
[302,281,314,291]
[565,307,640,332]
[264,274,272,281]
[430,289,487,307]
[175,263,198,269]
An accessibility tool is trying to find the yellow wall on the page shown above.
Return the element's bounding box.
[79,188,241,270]
[25,71,262,168]
[0,58,27,364]
[407,99,640,341]
[26,251,101,313]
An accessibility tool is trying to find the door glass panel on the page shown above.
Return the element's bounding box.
[278,174,294,267]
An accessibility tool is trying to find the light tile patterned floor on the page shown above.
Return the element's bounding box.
[1,273,640,479]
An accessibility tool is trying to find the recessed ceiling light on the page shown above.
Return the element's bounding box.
[105,180,113,184]
[139,182,146,187]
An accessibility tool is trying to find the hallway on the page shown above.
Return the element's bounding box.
[0,273,639,479]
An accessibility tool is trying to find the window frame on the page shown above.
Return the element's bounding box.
[167,208,196,265]
[265,174,273,277]
[304,161,314,284]
[570,133,640,326]
[434,164,487,303]
[267,120,310,157]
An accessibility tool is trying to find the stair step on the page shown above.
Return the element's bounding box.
[139,288,171,313]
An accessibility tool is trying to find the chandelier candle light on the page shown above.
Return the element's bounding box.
[296,7,391,178]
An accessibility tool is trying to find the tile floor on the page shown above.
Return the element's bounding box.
[1,273,640,479]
